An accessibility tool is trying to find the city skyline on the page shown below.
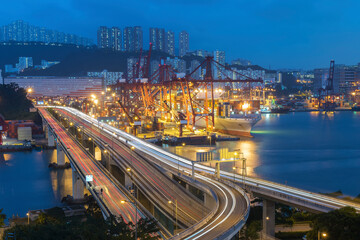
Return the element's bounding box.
[2,0,360,69]
[1,2,360,240]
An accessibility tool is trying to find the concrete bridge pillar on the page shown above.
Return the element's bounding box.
[100,151,112,172]
[124,173,133,191]
[47,127,55,147]
[56,144,67,165]
[262,199,275,239]
[204,192,216,209]
[94,146,102,161]
[72,170,84,200]
[42,122,47,134]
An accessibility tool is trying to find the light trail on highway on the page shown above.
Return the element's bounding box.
[53,106,360,214]
[56,108,210,228]
[50,106,250,239]
[39,108,142,224]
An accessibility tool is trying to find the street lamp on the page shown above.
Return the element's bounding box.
[26,211,30,225]
[88,137,94,154]
[318,231,327,240]
[121,199,138,240]
[207,135,211,146]
[168,200,178,234]
[232,166,237,181]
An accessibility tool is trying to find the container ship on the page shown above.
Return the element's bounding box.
[195,101,262,137]
[195,113,261,137]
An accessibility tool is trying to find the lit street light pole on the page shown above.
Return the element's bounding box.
[232,166,236,182]
[168,199,178,234]
[121,199,138,240]
[318,231,327,240]
[124,167,138,240]
[88,137,94,155]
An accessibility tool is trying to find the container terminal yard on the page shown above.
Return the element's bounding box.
[2,55,360,239]
[3,1,360,239]
[23,57,360,147]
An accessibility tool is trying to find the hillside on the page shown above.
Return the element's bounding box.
[0,42,94,72]
[20,49,172,76]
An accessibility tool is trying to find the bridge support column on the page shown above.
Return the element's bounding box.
[94,146,101,161]
[47,127,55,147]
[204,192,216,209]
[100,151,112,172]
[42,122,47,134]
[56,144,67,165]
[262,199,275,239]
[124,173,132,191]
[72,170,84,200]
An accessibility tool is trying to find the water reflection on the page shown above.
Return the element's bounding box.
[50,168,73,201]
[0,150,73,218]
[164,139,260,177]
[165,112,360,197]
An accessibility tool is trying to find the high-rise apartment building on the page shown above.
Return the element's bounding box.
[123,26,143,52]
[0,20,93,46]
[123,27,134,52]
[179,31,189,57]
[313,64,360,94]
[17,57,33,72]
[213,50,226,79]
[97,26,122,51]
[134,26,143,52]
[127,57,145,80]
[97,26,111,48]
[150,28,165,52]
[166,31,175,56]
[190,60,201,79]
[165,57,186,74]
[111,27,122,51]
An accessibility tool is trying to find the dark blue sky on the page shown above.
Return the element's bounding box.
[1,0,360,69]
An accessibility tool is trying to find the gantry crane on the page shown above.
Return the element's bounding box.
[113,55,263,133]
[318,60,335,111]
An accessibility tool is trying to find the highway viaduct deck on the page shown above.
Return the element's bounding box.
[39,107,250,240]
[46,106,360,240]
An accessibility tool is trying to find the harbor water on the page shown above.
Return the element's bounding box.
[0,150,72,219]
[1,111,360,219]
[165,111,360,197]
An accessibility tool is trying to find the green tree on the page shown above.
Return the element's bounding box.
[307,207,360,240]
[3,207,160,240]
[0,208,6,227]
[240,220,262,240]
[0,83,32,119]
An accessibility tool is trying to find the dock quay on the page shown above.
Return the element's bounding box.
[146,133,240,146]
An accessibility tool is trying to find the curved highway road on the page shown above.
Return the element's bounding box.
[47,106,250,239]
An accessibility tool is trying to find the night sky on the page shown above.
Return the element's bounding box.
[1,0,360,69]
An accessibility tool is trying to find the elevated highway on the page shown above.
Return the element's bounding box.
[38,108,145,224]
[54,106,360,214]
[41,107,251,240]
